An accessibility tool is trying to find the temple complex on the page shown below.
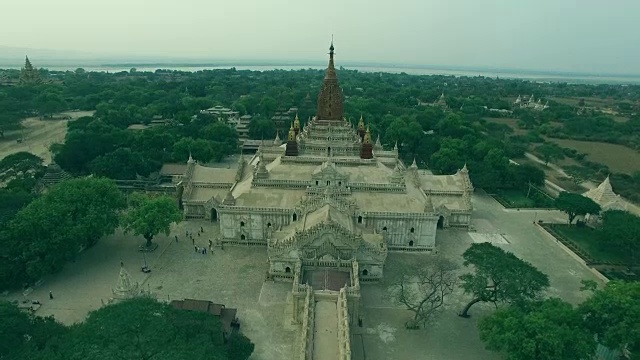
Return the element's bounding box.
[175,43,473,358]
[178,42,474,283]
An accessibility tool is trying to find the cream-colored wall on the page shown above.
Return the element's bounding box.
[365,216,437,249]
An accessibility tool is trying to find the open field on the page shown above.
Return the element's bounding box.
[0,111,93,163]
[546,138,640,174]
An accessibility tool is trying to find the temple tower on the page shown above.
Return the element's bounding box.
[19,56,42,85]
[316,41,344,120]
[357,115,365,141]
[293,113,301,136]
[360,124,373,159]
[285,123,299,156]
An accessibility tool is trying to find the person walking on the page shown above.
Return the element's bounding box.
[49,291,54,300]
[200,226,204,233]
[194,245,198,253]
[192,237,195,245]
[175,235,178,242]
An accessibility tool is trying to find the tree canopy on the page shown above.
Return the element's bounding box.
[458,242,550,317]
[479,298,596,360]
[122,193,182,248]
[0,297,254,360]
[554,191,601,225]
[579,280,640,356]
[600,210,640,266]
[0,178,126,290]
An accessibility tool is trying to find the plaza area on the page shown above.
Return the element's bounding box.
[2,191,603,360]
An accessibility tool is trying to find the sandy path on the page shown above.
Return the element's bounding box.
[0,111,94,164]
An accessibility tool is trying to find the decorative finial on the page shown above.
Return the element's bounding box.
[293,113,300,129]
[410,158,418,169]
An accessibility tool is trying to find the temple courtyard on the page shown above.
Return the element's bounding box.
[2,191,603,360]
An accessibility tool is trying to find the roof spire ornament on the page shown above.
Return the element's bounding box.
[316,40,343,120]
[274,130,281,146]
[410,158,418,169]
[363,124,372,144]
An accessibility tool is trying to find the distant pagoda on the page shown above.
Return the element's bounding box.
[19,56,42,85]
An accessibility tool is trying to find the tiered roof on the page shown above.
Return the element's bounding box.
[584,176,627,211]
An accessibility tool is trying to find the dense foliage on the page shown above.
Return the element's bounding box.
[479,298,597,360]
[0,178,126,289]
[0,297,254,360]
[3,64,640,195]
[579,281,640,356]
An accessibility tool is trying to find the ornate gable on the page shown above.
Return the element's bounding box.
[312,159,348,184]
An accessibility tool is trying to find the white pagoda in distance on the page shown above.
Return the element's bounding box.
[583,176,628,214]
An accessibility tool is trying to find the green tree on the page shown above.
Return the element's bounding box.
[122,193,182,248]
[600,210,640,266]
[0,301,68,359]
[0,297,254,360]
[535,143,564,166]
[580,281,640,356]
[479,298,596,360]
[458,243,550,317]
[1,178,126,289]
[248,117,277,140]
[89,147,149,180]
[0,152,46,192]
[554,191,601,225]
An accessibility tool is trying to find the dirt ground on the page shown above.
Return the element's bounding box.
[0,111,93,163]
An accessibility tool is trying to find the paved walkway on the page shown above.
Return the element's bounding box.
[313,300,339,360]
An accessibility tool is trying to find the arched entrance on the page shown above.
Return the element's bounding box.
[327,147,331,156]
[362,269,368,276]
[285,266,291,273]
[409,240,414,247]
[211,208,217,222]
[240,234,246,241]
[437,216,445,229]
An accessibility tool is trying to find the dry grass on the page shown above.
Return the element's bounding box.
[546,138,640,174]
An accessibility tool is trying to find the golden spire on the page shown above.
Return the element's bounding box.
[293,113,300,129]
[363,124,372,144]
[357,114,365,130]
[288,122,296,142]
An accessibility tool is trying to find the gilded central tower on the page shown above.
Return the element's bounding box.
[316,42,344,120]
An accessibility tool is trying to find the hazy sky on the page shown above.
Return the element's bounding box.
[2,0,640,73]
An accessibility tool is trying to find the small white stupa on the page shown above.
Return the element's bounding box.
[583,176,628,212]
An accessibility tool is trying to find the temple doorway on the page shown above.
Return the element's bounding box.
[437,216,445,229]
[327,147,331,156]
[211,208,218,222]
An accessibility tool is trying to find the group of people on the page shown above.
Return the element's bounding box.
[175,226,224,255]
